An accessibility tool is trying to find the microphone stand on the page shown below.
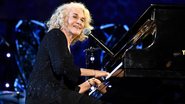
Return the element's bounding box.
[89,33,114,57]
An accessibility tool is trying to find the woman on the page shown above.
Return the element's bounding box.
[25,2,109,104]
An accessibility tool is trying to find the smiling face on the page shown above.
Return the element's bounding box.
[64,7,85,38]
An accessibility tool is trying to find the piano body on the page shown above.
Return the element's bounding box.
[98,4,185,104]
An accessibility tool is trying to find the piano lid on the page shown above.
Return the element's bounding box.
[103,4,185,73]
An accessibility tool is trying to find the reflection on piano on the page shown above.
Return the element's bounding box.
[92,4,185,104]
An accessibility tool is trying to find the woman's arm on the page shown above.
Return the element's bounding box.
[80,68,109,77]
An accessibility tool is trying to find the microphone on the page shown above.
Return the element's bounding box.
[83,28,114,56]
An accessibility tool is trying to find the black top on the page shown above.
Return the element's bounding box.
[25,29,102,104]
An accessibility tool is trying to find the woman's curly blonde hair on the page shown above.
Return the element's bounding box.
[46,2,93,44]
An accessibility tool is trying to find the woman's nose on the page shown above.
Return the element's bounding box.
[77,19,83,25]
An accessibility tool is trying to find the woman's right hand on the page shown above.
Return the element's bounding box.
[87,78,107,94]
[87,77,101,87]
[78,78,102,94]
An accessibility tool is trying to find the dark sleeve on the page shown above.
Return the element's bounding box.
[74,86,80,92]
[45,29,80,82]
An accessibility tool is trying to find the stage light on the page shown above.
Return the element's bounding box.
[15,19,23,32]
[100,23,115,30]
[30,20,46,28]
[90,56,95,62]
[16,91,20,95]
[6,52,11,58]
[5,83,10,88]
[136,43,143,49]
[108,84,112,88]
[123,24,129,31]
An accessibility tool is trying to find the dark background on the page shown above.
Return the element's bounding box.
[1,0,185,104]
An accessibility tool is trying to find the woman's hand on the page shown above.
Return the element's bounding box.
[87,78,107,94]
[78,78,102,94]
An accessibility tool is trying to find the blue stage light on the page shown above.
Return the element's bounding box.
[123,24,129,31]
[15,20,23,32]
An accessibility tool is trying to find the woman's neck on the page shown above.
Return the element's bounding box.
[60,28,74,52]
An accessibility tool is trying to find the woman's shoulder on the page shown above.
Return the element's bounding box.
[40,28,66,44]
[46,28,66,39]
[48,28,62,33]
[48,29,64,35]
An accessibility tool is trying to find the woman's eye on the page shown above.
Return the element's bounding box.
[81,19,85,22]
[73,15,77,18]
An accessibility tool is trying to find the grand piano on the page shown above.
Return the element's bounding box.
[93,4,185,104]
